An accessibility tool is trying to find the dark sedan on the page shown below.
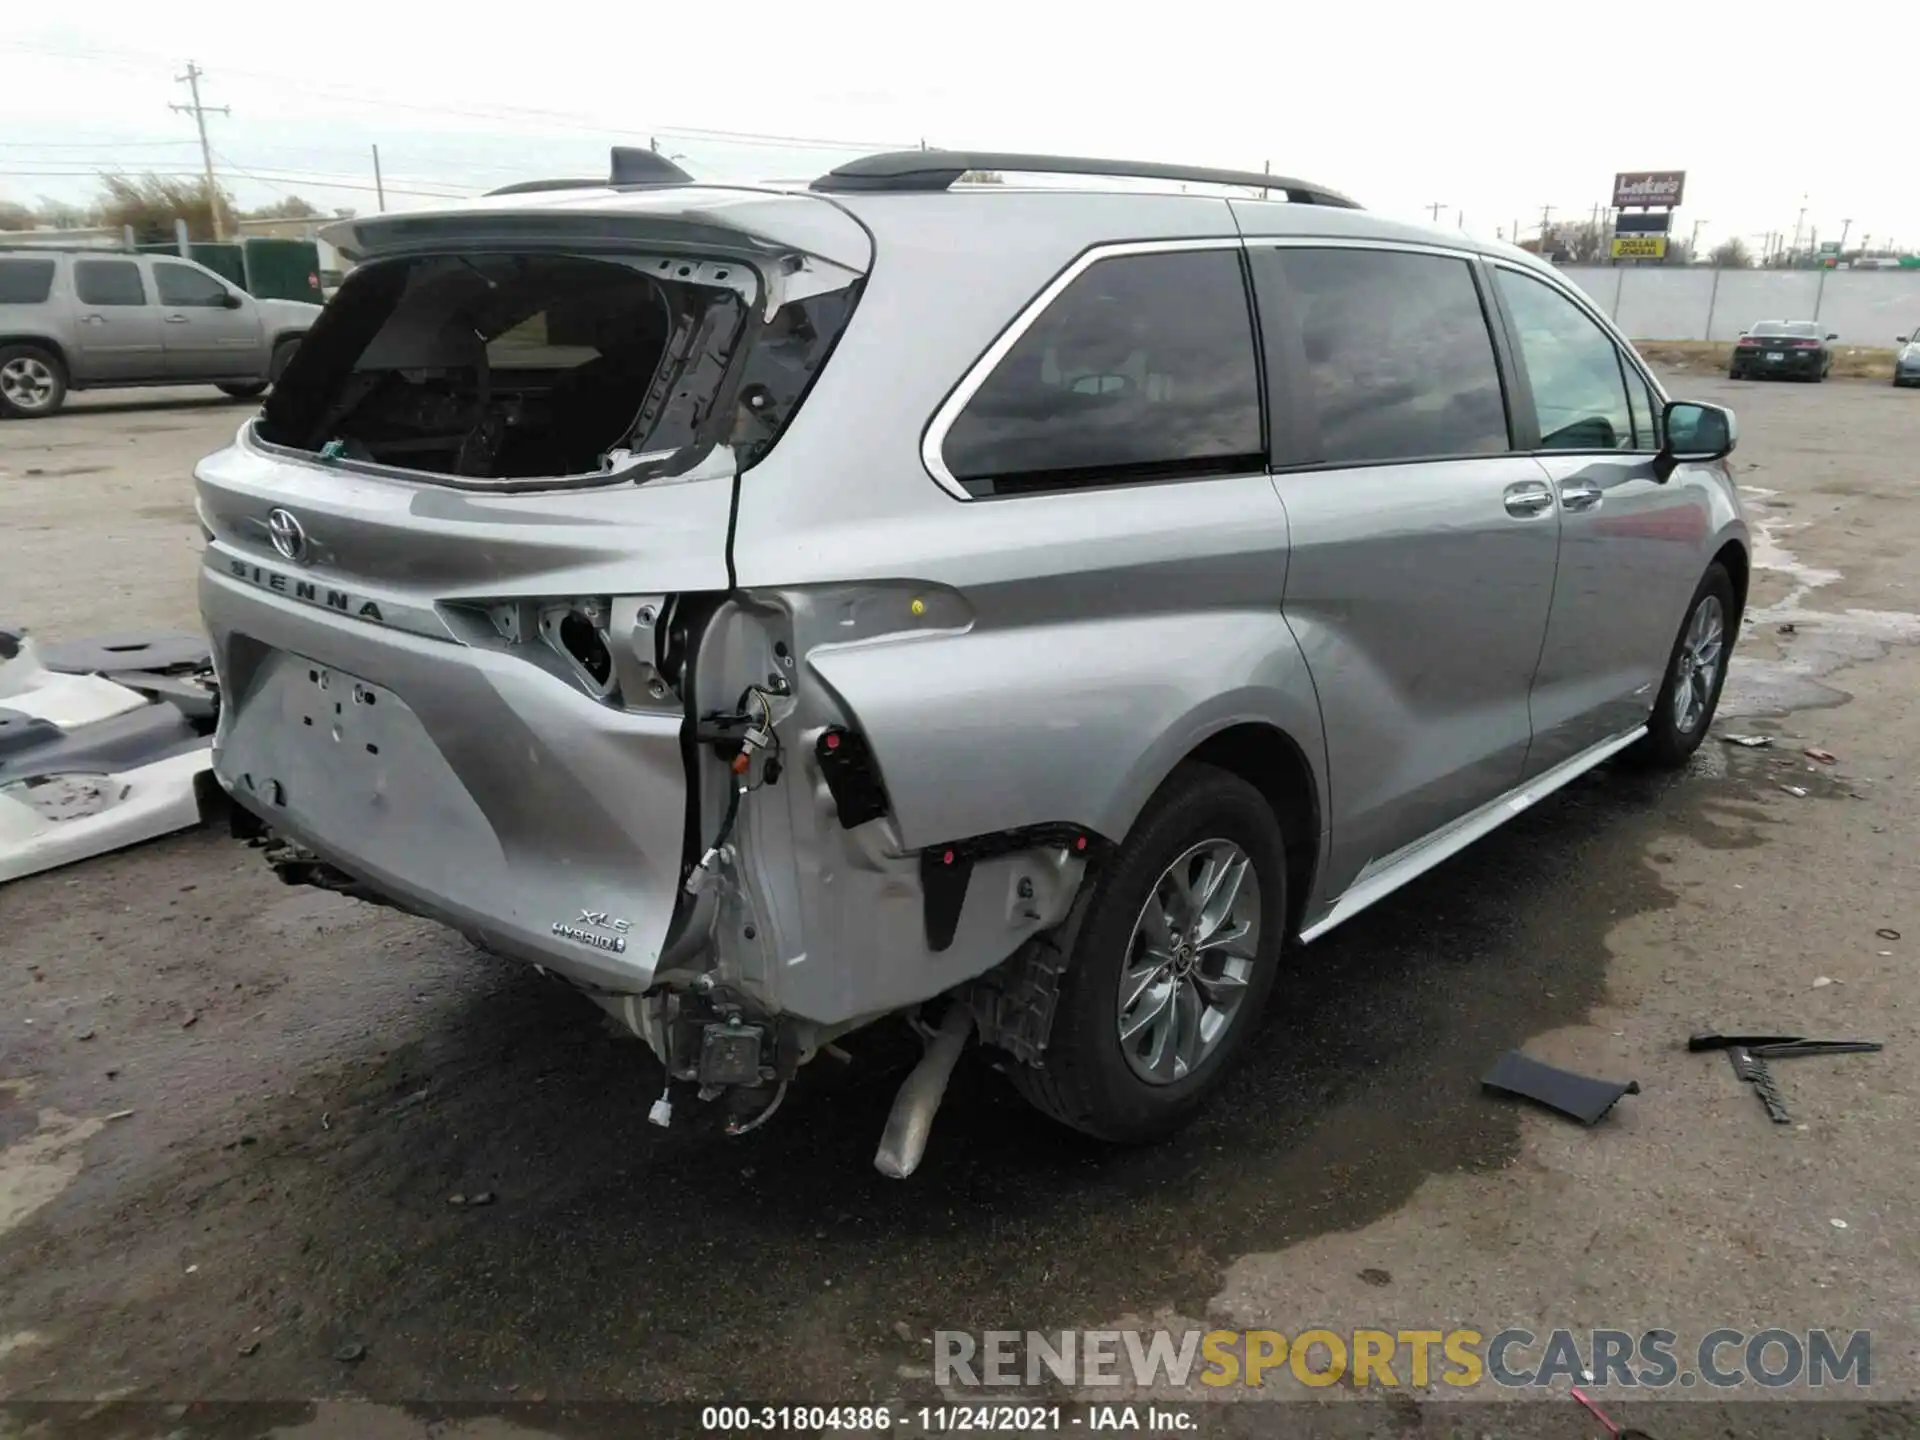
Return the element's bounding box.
[1729,320,1837,381]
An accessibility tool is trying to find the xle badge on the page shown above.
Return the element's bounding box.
[551,909,632,954]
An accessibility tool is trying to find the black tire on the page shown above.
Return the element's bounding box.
[217,381,268,400]
[0,343,68,419]
[1010,762,1286,1143]
[1727,368,1743,381]
[1626,563,1739,770]
[268,337,301,386]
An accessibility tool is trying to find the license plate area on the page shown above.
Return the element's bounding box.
[1767,351,1785,360]
[224,651,502,898]
[297,663,395,762]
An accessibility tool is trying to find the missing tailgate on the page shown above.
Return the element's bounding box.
[257,250,858,491]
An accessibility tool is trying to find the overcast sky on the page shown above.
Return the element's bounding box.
[4,2,1915,256]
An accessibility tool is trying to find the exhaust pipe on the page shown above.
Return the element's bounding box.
[874,1004,973,1179]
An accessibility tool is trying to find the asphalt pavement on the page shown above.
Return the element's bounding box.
[0,374,1914,1437]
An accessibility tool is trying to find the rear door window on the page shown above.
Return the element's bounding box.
[940,248,1263,496]
[0,259,56,304]
[1253,246,1510,465]
[154,261,233,307]
[74,260,148,307]
[1494,268,1634,451]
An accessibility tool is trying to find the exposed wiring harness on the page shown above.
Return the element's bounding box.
[724,1079,789,1136]
[685,685,782,895]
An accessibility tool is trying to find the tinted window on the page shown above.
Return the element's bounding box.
[154,261,231,307]
[1266,247,1508,464]
[1495,268,1632,451]
[942,249,1262,494]
[74,260,146,307]
[0,259,56,304]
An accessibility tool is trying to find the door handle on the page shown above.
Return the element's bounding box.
[80,314,107,326]
[164,314,190,324]
[1561,483,1604,512]
[1503,482,1555,518]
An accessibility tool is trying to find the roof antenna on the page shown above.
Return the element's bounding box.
[610,146,694,187]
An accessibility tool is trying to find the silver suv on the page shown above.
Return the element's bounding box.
[0,247,320,417]
[194,149,1747,1175]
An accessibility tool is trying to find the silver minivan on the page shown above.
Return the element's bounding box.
[194,150,1747,1175]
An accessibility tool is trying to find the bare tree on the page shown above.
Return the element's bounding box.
[95,173,237,244]
[245,195,324,221]
[1540,219,1609,263]
[32,196,93,231]
[1709,237,1754,269]
[0,199,35,231]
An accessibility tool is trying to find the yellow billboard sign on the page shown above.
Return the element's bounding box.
[1611,235,1668,259]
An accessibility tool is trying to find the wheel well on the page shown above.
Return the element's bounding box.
[1714,539,1750,623]
[0,335,70,375]
[1186,723,1319,940]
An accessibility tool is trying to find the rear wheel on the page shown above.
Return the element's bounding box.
[218,381,268,400]
[0,344,67,419]
[1627,563,1737,770]
[1010,763,1286,1142]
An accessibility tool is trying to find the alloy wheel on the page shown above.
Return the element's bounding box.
[0,356,57,412]
[1671,594,1726,734]
[1116,839,1262,1085]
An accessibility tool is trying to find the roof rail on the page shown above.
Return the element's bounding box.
[810,150,1359,208]
[484,178,607,197]
[0,241,135,254]
[485,146,696,198]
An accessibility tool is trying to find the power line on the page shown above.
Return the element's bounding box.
[0,168,466,200]
[0,138,198,149]
[0,40,913,157]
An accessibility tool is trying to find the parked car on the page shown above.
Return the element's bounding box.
[0,247,320,418]
[194,148,1748,1175]
[1728,320,1836,381]
[1893,331,1920,387]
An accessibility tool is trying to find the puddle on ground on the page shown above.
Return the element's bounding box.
[1722,493,1920,719]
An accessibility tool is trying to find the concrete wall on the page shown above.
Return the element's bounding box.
[1558,265,1920,347]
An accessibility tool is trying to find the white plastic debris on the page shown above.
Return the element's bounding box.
[1830,1218,1848,1229]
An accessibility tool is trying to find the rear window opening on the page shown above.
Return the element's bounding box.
[257,250,860,489]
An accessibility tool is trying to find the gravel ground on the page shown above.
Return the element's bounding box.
[0,376,1915,1438]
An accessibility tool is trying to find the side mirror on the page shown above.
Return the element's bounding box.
[1656,400,1735,482]
[1899,335,1911,344]
[221,291,244,309]
[1826,332,1839,341]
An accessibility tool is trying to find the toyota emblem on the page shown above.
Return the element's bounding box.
[266,508,309,563]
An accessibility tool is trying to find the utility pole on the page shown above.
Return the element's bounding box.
[1689,218,1706,255]
[170,61,230,241]
[1790,197,1808,260]
[371,144,386,212]
[1838,217,1852,253]
[1456,209,1464,230]
[1427,201,1446,223]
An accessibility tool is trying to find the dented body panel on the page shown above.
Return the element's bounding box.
[195,169,1747,1141]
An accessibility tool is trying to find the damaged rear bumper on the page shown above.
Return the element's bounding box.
[203,564,690,994]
